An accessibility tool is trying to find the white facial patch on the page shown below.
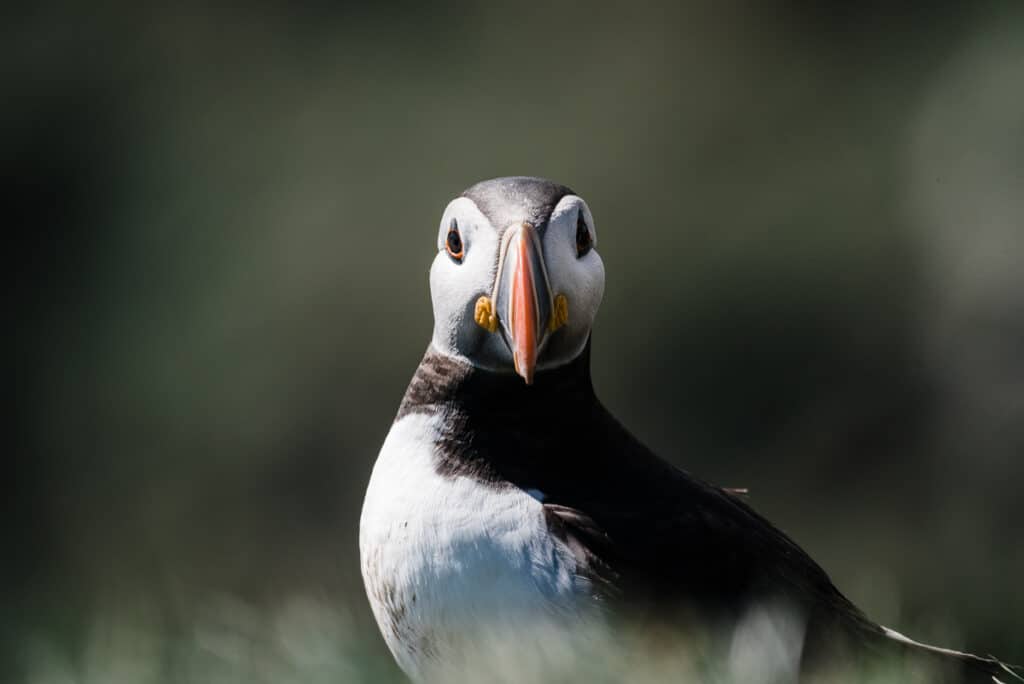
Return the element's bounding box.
[429,198,500,356]
[427,192,606,375]
[538,195,605,369]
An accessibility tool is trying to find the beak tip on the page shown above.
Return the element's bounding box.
[513,354,535,385]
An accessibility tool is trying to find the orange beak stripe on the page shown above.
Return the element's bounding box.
[509,227,539,384]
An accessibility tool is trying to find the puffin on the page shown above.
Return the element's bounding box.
[359,177,1019,683]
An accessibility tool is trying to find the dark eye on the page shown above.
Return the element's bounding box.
[575,213,593,257]
[445,219,464,262]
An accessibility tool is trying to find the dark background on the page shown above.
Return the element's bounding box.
[6,2,1023,681]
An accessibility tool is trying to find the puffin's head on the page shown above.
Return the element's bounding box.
[429,177,605,384]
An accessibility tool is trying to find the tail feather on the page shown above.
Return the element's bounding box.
[881,626,1023,684]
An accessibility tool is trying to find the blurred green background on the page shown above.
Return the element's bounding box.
[6,2,1023,681]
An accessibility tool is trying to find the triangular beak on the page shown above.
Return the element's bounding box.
[510,228,539,383]
[495,223,552,385]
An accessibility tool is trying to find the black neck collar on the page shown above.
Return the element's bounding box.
[398,340,595,422]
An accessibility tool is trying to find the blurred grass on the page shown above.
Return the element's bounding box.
[18,593,1012,684]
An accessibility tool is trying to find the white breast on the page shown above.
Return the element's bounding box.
[359,412,599,681]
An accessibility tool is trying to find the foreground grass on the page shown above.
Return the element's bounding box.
[13,593,1018,684]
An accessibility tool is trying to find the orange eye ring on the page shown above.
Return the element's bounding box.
[445,219,464,262]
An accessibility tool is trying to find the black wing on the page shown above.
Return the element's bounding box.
[538,404,1020,682]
